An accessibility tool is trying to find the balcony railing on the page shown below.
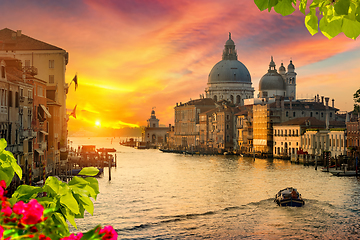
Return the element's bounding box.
[28,98,33,104]
[22,66,38,76]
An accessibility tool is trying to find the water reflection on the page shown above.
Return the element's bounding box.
[69,137,360,239]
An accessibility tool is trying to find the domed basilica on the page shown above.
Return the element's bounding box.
[205,33,254,105]
[259,57,297,99]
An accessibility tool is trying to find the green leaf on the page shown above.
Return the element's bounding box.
[299,0,308,15]
[319,16,343,39]
[274,0,295,16]
[0,138,7,151]
[68,176,90,187]
[11,161,22,180]
[78,167,99,176]
[11,184,42,201]
[305,10,319,35]
[60,191,80,215]
[356,5,360,22]
[0,169,12,187]
[334,0,350,15]
[75,193,94,215]
[254,0,269,11]
[52,211,69,234]
[43,176,61,196]
[342,17,360,39]
[61,207,77,229]
[268,0,279,11]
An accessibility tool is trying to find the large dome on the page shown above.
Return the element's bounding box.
[208,60,251,83]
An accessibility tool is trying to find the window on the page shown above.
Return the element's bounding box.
[316,112,318,115]
[286,111,288,117]
[49,60,54,69]
[310,112,313,117]
[330,112,332,118]
[321,112,323,117]
[37,86,43,97]
[1,66,5,78]
[25,60,30,67]
[49,75,54,84]
[293,112,295,117]
[28,90,32,99]
[8,91,12,107]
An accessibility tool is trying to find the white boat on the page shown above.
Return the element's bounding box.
[274,187,305,207]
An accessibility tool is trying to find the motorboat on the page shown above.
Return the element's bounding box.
[275,187,305,207]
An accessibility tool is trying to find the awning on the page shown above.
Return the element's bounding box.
[40,130,48,135]
[35,149,44,155]
[39,104,51,118]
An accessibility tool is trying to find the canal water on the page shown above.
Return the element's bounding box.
[69,137,360,239]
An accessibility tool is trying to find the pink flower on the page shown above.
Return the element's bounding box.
[1,206,12,217]
[21,199,44,225]
[0,180,6,189]
[0,187,3,196]
[13,201,26,215]
[0,225,4,239]
[99,225,117,240]
[60,232,83,240]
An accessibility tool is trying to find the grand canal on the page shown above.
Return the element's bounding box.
[69,137,360,239]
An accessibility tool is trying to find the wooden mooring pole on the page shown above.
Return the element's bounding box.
[108,153,111,181]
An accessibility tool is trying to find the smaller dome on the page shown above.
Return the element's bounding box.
[279,62,286,72]
[225,32,235,45]
[288,60,295,69]
[259,72,286,91]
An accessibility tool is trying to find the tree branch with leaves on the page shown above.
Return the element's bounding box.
[254,0,360,39]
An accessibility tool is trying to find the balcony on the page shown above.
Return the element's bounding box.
[22,66,38,76]
[28,98,33,104]
[40,142,47,151]
[19,96,25,103]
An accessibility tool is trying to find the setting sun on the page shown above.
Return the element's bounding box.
[95,121,101,127]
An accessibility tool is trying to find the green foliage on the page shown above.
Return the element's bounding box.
[10,168,100,237]
[254,0,360,39]
[354,88,360,113]
[0,138,22,187]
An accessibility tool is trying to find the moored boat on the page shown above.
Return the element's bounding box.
[275,187,305,207]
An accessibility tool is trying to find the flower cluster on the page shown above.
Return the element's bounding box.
[0,180,117,240]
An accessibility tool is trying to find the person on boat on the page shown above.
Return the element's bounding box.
[291,189,298,199]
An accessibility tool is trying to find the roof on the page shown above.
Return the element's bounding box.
[0,28,64,51]
[275,117,325,127]
[177,98,215,107]
[269,100,339,111]
[275,117,346,128]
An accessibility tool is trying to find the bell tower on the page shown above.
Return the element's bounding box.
[286,60,297,99]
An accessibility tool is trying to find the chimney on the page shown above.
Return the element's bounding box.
[332,99,334,108]
[321,96,324,104]
[317,94,320,102]
[325,97,329,109]
[314,95,317,102]
[16,30,22,37]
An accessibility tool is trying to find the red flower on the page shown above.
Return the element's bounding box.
[39,234,51,240]
[13,201,26,215]
[0,187,3,196]
[60,232,83,240]
[99,225,118,240]
[0,180,6,189]
[1,206,12,217]
[21,199,44,225]
[0,225,4,239]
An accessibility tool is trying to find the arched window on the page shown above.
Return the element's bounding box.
[230,95,234,103]
[214,95,217,102]
[236,95,241,104]
[152,134,156,143]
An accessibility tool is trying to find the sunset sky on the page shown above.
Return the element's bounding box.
[1,0,359,133]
